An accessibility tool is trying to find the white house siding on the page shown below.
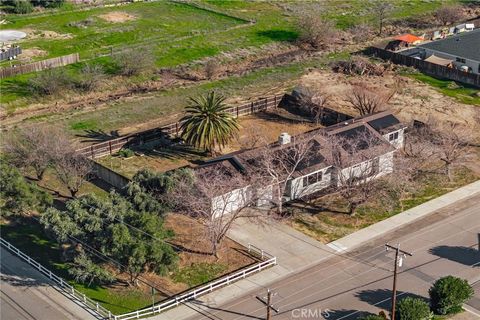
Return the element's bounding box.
[211,185,250,218]
[383,128,405,149]
[256,184,275,207]
[338,151,394,186]
[288,166,333,199]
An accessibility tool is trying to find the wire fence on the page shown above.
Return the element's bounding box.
[0,237,113,319]
[1,237,276,320]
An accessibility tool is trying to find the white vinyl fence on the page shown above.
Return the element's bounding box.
[1,238,276,320]
[113,244,276,320]
[0,238,112,319]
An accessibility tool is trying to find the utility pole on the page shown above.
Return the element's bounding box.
[385,243,412,320]
[256,289,279,320]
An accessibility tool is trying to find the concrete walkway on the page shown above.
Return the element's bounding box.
[150,179,480,320]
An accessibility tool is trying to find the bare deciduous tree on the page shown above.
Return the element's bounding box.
[294,4,339,49]
[346,85,394,116]
[113,49,155,76]
[323,130,392,215]
[435,5,464,26]
[204,59,219,80]
[349,23,374,43]
[53,152,92,198]
[4,125,66,180]
[255,137,314,215]
[295,86,331,124]
[167,167,260,258]
[76,63,105,92]
[429,122,474,182]
[371,0,394,36]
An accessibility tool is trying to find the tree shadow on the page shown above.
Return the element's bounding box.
[168,242,213,256]
[232,247,262,262]
[288,200,348,215]
[141,143,206,161]
[429,245,480,267]
[355,288,427,310]
[254,109,307,125]
[256,29,298,42]
[325,309,373,320]
[75,129,120,143]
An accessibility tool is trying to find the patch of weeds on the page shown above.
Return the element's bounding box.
[173,262,227,287]
[70,120,98,131]
[117,148,135,158]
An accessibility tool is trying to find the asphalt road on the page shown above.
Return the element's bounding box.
[187,193,480,320]
[0,247,96,320]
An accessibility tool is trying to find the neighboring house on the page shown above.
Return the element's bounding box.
[417,28,480,74]
[198,111,406,216]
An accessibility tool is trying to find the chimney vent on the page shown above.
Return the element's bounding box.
[278,132,291,145]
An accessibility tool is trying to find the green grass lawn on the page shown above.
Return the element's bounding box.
[0,219,152,314]
[323,0,460,29]
[173,262,227,287]
[405,72,480,106]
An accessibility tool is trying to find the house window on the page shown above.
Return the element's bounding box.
[389,131,399,141]
[302,171,323,187]
[456,57,466,63]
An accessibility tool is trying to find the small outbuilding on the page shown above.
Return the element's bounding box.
[385,34,424,51]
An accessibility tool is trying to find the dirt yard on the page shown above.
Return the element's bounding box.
[18,47,48,62]
[132,213,258,298]
[20,28,72,40]
[299,70,480,130]
[98,11,136,23]
[97,109,322,177]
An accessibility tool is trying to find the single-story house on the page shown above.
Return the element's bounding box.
[197,111,406,216]
[418,28,480,74]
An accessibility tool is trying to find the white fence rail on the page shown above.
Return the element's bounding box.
[113,244,276,320]
[0,238,112,319]
[1,237,276,320]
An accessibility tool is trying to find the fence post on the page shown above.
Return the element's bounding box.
[83,294,87,303]
[90,146,94,159]
[261,250,264,260]
[236,106,239,118]
[251,101,254,114]
[109,141,112,155]
[274,95,277,107]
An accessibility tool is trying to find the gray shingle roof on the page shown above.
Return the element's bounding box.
[419,29,480,62]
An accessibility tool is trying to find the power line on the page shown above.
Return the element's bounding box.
[385,243,412,320]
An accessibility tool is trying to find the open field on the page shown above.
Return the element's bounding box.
[1,0,469,118]
[7,52,343,140]
[96,109,322,178]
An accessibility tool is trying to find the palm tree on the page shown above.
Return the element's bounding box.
[180,91,239,154]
